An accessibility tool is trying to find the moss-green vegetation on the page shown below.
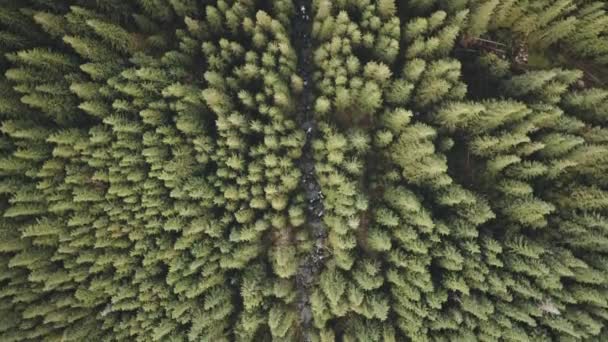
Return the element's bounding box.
[1,0,608,341]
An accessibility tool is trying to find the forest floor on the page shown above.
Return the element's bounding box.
[292,0,327,340]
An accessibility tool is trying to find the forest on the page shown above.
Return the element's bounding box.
[1,0,608,341]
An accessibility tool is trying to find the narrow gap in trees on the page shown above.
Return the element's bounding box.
[291,0,327,340]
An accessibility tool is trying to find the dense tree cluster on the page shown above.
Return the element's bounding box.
[1,0,608,341]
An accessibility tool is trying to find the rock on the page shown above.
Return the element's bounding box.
[292,0,328,339]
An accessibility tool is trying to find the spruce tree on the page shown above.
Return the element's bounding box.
[2,1,608,341]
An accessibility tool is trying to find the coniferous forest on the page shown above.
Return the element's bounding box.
[2,0,608,341]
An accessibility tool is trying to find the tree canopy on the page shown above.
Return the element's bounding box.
[1,0,608,341]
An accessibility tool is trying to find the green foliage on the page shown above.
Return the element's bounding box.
[466,0,498,37]
[1,1,608,341]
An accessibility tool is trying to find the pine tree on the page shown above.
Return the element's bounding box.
[466,0,499,37]
[2,1,608,341]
